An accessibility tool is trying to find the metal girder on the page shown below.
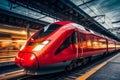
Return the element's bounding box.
[92,15,105,18]
[108,27,120,31]
[61,0,120,41]
[78,0,95,7]
[8,0,62,21]
[8,0,120,41]
[112,20,120,24]
[0,8,49,29]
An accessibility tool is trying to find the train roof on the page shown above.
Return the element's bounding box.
[53,21,72,26]
[53,21,120,42]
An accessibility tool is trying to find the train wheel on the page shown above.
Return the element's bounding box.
[81,58,89,65]
[102,52,108,57]
[73,62,77,68]
[81,58,86,65]
[76,61,82,67]
[65,65,73,72]
[88,56,92,63]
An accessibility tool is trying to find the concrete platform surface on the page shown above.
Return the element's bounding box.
[87,53,120,80]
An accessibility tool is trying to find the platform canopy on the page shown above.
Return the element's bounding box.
[71,0,120,37]
[0,0,120,41]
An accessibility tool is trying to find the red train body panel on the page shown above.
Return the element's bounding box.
[15,21,120,75]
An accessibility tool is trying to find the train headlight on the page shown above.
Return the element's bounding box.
[32,40,50,52]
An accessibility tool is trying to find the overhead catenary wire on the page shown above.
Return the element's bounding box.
[80,0,114,31]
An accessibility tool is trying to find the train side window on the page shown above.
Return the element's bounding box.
[93,36,98,47]
[79,33,82,46]
[81,34,87,47]
[71,32,77,44]
[55,32,76,55]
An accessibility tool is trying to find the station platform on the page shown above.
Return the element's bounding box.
[77,53,120,80]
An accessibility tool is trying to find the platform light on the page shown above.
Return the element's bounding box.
[0,28,26,35]
[32,40,50,52]
[21,30,27,35]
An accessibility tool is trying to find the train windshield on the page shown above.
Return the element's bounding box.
[33,24,61,39]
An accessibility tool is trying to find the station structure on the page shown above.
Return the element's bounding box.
[0,0,120,80]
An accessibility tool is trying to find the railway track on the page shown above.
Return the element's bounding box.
[17,72,65,80]
[0,69,25,80]
[1,51,119,80]
[0,63,21,74]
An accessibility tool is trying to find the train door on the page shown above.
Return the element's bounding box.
[106,39,108,53]
[75,31,79,58]
[71,31,78,58]
[78,32,83,58]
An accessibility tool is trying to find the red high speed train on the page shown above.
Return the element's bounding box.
[15,21,120,75]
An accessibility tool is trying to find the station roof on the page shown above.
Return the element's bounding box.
[71,0,120,35]
[0,0,120,41]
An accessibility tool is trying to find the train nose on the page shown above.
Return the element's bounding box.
[15,53,38,70]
